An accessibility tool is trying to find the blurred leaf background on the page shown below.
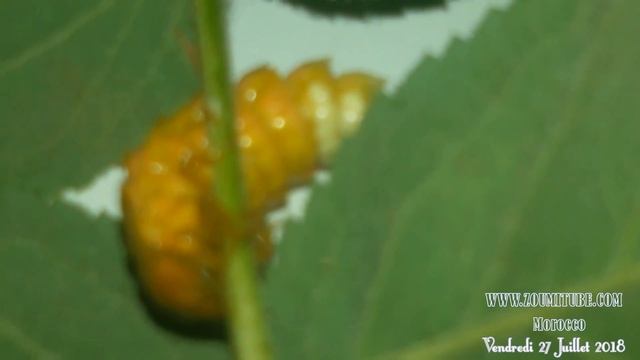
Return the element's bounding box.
[1,0,639,359]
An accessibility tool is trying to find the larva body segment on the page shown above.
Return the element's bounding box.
[236,105,289,213]
[287,60,342,163]
[122,61,381,320]
[237,67,318,185]
[335,72,384,137]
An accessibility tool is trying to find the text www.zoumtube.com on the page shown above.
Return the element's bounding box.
[485,292,623,308]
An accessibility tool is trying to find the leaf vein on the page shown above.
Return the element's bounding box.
[0,0,116,78]
[0,317,59,359]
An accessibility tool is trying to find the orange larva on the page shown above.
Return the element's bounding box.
[122,60,381,320]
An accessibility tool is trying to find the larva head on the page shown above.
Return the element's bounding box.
[122,97,277,322]
[287,60,342,164]
[335,72,383,137]
[122,117,226,320]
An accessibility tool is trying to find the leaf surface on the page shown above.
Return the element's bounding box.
[0,0,198,193]
[265,1,640,358]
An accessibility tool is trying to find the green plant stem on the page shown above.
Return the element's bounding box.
[225,240,272,360]
[195,0,243,215]
[194,1,272,359]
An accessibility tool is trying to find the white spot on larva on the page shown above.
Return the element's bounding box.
[150,162,166,174]
[239,135,253,148]
[272,116,286,129]
[245,89,257,102]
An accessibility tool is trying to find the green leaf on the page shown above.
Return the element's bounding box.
[279,0,445,17]
[0,190,228,358]
[0,1,229,358]
[265,0,640,359]
[0,0,198,193]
